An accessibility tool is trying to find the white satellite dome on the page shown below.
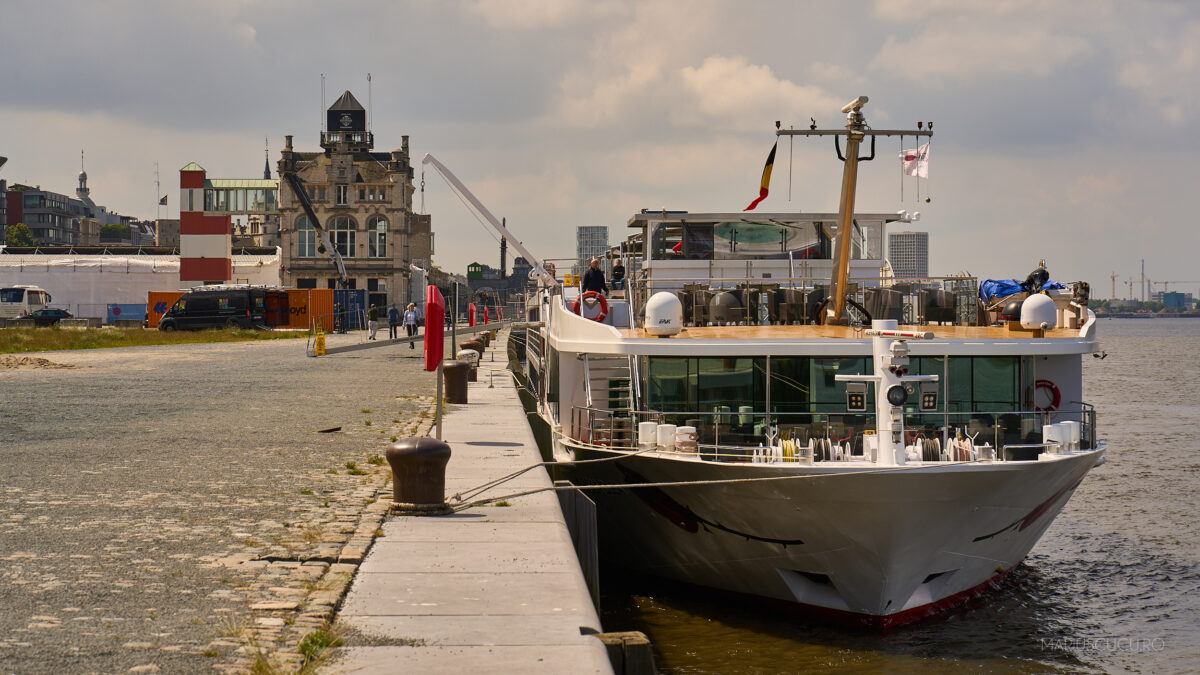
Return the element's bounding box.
[1020,293,1057,330]
[644,292,683,337]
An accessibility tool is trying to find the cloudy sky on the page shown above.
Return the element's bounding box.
[3,0,1197,297]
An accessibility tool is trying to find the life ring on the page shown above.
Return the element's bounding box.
[1034,379,1061,412]
[572,290,608,322]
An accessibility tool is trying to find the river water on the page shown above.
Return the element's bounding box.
[600,318,1200,674]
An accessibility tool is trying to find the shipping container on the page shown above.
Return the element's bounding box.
[107,303,148,324]
[147,291,186,328]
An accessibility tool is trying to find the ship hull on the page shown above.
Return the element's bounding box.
[556,439,1104,627]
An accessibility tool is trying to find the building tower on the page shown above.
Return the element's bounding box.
[574,225,609,275]
[887,231,929,279]
[179,162,232,286]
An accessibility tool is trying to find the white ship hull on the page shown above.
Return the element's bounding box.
[556,438,1104,627]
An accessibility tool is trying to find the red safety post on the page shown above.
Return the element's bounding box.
[424,285,445,372]
[483,306,489,324]
[468,302,476,327]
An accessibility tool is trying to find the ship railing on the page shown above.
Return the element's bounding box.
[626,274,980,327]
[568,405,1098,464]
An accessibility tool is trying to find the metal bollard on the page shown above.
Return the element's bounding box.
[385,437,452,514]
[442,359,470,403]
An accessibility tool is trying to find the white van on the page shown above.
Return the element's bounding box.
[0,285,52,318]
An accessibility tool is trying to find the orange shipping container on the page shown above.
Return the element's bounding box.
[146,291,186,328]
[284,288,336,330]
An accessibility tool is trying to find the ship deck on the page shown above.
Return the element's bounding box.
[617,323,1081,340]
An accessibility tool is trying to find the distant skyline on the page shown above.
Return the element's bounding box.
[3,0,1198,295]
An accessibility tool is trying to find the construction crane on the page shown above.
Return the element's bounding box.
[1111,272,1118,300]
[280,171,349,288]
[1150,280,1200,291]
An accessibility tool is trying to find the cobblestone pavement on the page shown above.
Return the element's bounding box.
[0,336,443,673]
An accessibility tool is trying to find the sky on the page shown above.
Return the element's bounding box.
[2,0,1198,298]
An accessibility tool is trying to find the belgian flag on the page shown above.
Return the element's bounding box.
[744,140,777,211]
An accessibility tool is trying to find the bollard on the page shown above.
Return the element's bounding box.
[461,339,485,358]
[385,437,452,514]
[442,359,470,403]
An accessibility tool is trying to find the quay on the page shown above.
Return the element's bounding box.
[333,329,615,674]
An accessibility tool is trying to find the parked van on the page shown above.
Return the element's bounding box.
[157,286,289,331]
[0,285,52,319]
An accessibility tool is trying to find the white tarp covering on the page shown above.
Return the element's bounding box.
[0,249,281,319]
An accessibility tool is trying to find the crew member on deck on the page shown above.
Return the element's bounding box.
[581,257,608,295]
[610,259,626,291]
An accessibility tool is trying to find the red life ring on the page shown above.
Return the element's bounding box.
[1034,379,1061,411]
[572,291,608,322]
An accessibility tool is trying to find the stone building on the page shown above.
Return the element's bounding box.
[276,90,431,309]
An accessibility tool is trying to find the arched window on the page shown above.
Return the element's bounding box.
[329,215,356,258]
[367,215,387,258]
[296,216,316,257]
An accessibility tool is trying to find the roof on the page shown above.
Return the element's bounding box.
[329,90,364,111]
[180,162,206,172]
[204,179,279,189]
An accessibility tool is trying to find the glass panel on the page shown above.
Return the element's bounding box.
[973,356,1018,411]
[769,357,811,413]
[647,358,694,412]
[810,357,870,412]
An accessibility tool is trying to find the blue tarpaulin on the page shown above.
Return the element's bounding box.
[979,278,1064,301]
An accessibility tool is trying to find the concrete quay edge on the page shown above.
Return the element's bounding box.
[333,331,614,674]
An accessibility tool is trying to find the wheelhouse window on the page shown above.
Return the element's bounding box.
[367,215,387,258]
[296,216,316,258]
[329,215,355,257]
[649,219,883,262]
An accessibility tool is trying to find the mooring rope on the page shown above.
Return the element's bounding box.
[446,458,973,513]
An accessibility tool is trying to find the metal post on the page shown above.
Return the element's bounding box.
[435,361,444,440]
[451,283,458,355]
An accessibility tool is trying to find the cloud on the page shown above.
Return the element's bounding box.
[461,0,620,30]
[675,56,842,131]
[1117,21,1200,125]
[870,22,1092,82]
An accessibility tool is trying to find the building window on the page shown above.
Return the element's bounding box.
[378,188,386,202]
[296,216,316,257]
[336,185,348,205]
[368,215,387,258]
[329,215,355,257]
[296,278,317,289]
[359,188,366,202]
[367,278,379,292]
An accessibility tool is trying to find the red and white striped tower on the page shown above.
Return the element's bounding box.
[179,162,232,287]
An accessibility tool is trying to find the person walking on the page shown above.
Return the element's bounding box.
[367,305,379,340]
[403,302,419,349]
[387,303,400,340]
[581,257,608,295]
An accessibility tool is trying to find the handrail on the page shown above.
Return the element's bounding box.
[567,404,1099,464]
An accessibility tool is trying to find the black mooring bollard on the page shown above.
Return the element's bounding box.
[385,437,452,514]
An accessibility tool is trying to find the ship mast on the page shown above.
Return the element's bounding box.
[777,96,932,324]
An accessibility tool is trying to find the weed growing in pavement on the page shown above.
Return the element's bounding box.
[494,501,512,507]
[301,525,324,545]
[389,435,398,442]
[326,468,338,474]
[322,499,330,508]
[367,454,385,465]
[298,628,343,670]
[344,462,357,470]
[364,420,372,426]
[360,409,371,414]
[203,649,220,658]
[299,490,313,495]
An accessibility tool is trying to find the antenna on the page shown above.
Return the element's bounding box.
[320,73,326,132]
[367,72,373,134]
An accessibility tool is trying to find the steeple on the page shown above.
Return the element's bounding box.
[263,136,271,179]
[76,150,91,201]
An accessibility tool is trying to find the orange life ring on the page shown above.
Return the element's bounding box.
[572,291,608,322]
[1034,379,1061,411]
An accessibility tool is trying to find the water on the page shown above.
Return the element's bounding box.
[600,318,1200,674]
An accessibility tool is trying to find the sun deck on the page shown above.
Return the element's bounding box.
[618,323,1081,340]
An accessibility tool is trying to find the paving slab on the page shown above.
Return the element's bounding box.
[333,334,612,674]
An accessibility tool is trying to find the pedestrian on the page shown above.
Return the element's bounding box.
[581,257,607,295]
[367,304,379,340]
[388,303,400,340]
[403,302,419,349]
